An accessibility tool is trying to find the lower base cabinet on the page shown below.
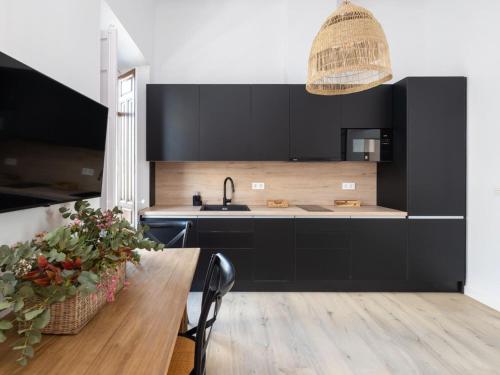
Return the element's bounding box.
[408,219,466,285]
[254,219,294,282]
[295,219,351,281]
[351,219,407,280]
[140,216,466,292]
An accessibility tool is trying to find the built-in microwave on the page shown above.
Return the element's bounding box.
[342,128,392,162]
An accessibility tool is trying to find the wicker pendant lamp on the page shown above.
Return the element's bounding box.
[306,0,392,95]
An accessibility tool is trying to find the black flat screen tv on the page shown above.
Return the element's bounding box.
[0,51,108,213]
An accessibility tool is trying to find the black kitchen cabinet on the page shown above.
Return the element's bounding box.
[351,219,407,280]
[199,85,253,160]
[378,77,467,216]
[341,84,393,129]
[406,78,466,216]
[408,219,466,284]
[196,218,254,289]
[254,219,294,282]
[295,219,351,280]
[139,216,464,292]
[250,85,290,160]
[139,217,197,248]
[290,85,343,160]
[147,84,396,161]
[146,85,199,161]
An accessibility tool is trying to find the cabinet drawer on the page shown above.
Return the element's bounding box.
[198,232,254,249]
[197,218,254,232]
[295,219,351,233]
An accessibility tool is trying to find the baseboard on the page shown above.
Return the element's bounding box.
[465,285,500,312]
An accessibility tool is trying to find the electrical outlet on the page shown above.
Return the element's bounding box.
[252,182,265,190]
[81,168,95,176]
[342,182,356,190]
[495,187,500,195]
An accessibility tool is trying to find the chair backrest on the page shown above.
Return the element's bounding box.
[193,253,235,375]
[143,220,192,248]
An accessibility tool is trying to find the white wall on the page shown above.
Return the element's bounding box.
[0,0,102,244]
[151,0,500,310]
[355,0,500,311]
[106,0,156,64]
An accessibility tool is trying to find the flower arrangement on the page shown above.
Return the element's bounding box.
[0,201,163,366]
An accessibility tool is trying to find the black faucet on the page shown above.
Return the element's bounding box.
[223,177,235,206]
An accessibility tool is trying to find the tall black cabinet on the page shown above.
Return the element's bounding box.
[378,77,467,289]
[378,77,466,216]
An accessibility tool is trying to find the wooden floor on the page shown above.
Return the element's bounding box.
[187,292,500,375]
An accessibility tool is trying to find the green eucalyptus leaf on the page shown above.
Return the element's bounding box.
[0,300,13,310]
[1,272,16,282]
[24,308,44,321]
[77,283,97,295]
[16,357,28,367]
[13,299,24,312]
[1,281,15,297]
[27,330,41,345]
[0,320,13,329]
[23,345,34,358]
[18,285,34,298]
[0,330,6,343]
[32,310,50,330]
[78,271,99,285]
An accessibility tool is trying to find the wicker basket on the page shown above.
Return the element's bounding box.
[37,263,126,335]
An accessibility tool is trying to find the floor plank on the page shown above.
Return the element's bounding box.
[187,293,500,375]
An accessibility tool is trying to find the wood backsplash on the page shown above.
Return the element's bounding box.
[155,162,377,206]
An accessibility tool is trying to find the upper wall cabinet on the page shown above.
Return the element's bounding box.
[290,85,342,160]
[146,85,200,161]
[251,85,290,160]
[200,85,253,160]
[377,77,466,216]
[147,84,393,162]
[341,84,393,129]
[406,78,466,216]
[199,85,290,161]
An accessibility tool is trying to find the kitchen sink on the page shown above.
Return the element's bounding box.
[201,204,250,211]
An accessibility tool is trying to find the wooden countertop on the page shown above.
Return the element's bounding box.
[140,205,407,218]
[0,248,200,375]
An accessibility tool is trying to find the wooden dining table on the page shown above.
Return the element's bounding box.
[0,248,200,375]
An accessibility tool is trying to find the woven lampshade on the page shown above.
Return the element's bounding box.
[306,0,392,96]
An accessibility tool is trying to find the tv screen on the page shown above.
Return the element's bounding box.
[0,51,108,213]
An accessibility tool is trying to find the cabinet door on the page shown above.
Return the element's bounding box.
[408,219,465,283]
[254,219,294,282]
[196,219,254,289]
[199,85,252,160]
[295,219,351,280]
[251,85,290,160]
[351,219,407,280]
[407,77,466,216]
[139,218,197,248]
[341,84,393,129]
[146,85,199,161]
[290,85,342,160]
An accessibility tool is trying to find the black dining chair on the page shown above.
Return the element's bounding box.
[167,253,235,375]
[143,220,192,248]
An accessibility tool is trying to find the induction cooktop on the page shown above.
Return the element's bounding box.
[296,205,333,212]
